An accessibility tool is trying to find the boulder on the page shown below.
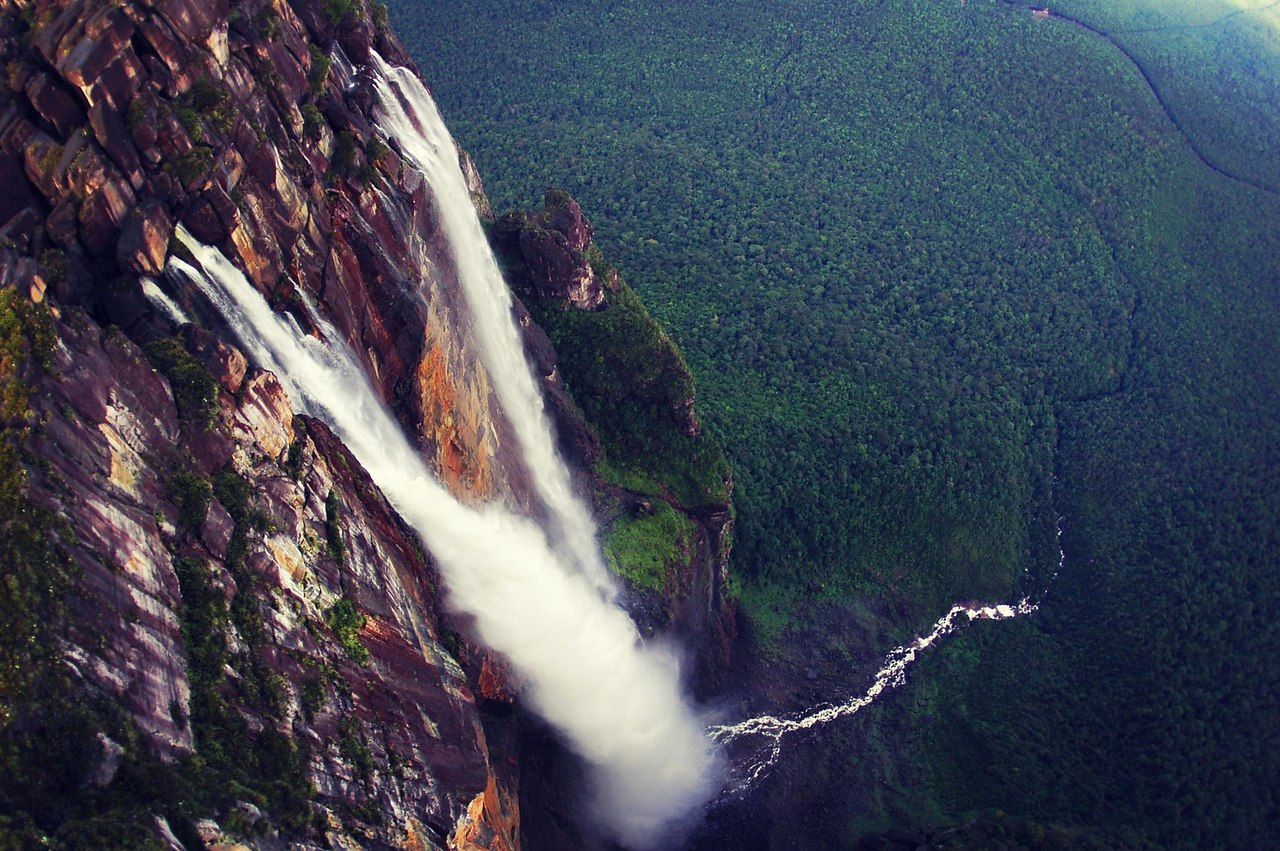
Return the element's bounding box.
[24,72,85,140]
[78,178,136,256]
[181,322,248,394]
[182,185,239,245]
[118,201,173,276]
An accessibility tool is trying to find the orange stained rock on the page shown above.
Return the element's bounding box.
[477,652,518,704]
[453,774,520,851]
[417,341,493,500]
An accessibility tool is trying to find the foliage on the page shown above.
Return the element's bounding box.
[284,422,307,480]
[301,103,324,141]
[144,337,219,429]
[321,0,354,25]
[299,677,327,718]
[209,466,272,649]
[1037,0,1280,194]
[603,500,695,592]
[389,0,1122,615]
[166,468,211,533]
[210,466,254,528]
[0,297,250,848]
[163,146,214,189]
[325,598,369,665]
[173,557,314,830]
[0,289,65,722]
[370,1,389,32]
[523,276,730,510]
[308,45,332,97]
[323,490,346,566]
[254,6,282,40]
[188,79,235,137]
[366,137,390,167]
[389,0,1280,845]
[337,715,373,779]
[173,79,234,142]
[330,131,358,177]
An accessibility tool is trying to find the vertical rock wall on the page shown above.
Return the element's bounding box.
[0,0,529,846]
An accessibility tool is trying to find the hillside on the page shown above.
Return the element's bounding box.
[388,0,1280,846]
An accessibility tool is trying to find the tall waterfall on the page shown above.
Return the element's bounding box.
[169,227,717,847]
[367,52,613,597]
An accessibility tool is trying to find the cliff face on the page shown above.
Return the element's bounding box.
[495,190,736,697]
[1,0,521,506]
[0,0,729,848]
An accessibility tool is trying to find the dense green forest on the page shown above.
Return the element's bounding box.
[1041,0,1280,193]
[386,0,1280,846]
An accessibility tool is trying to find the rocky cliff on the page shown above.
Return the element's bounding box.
[0,0,731,848]
[492,190,736,697]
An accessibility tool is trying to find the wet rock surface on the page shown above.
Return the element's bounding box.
[0,0,528,845]
[0,1,736,847]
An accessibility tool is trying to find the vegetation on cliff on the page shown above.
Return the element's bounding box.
[0,291,59,710]
[490,190,732,603]
[392,0,1280,845]
[0,0,505,846]
[531,279,729,511]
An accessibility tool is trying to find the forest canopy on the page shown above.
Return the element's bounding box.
[387,0,1280,846]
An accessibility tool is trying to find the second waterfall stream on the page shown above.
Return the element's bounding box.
[165,51,719,850]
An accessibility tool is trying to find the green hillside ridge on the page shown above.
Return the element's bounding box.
[488,191,732,595]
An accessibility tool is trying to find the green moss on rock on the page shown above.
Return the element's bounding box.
[144,337,220,430]
[603,499,696,591]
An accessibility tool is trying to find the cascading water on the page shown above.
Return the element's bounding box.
[367,52,613,597]
[707,518,1064,796]
[155,48,1069,837]
[167,231,718,849]
[708,597,1038,794]
[353,51,1059,810]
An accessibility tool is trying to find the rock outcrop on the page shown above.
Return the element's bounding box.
[495,188,610,312]
[22,305,497,848]
[495,189,737,694]
[0,0,520,506]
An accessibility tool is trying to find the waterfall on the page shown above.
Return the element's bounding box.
[367,52,613,597]
[168,232,718,849]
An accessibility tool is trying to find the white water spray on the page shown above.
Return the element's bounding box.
[168,233,718,848]
[367,53,613,597]
[142,276,190,325]
[709,597,1038,793]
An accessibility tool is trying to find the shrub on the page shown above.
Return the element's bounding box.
[189,79,234,136]
[325,597,368,664]
[321,0,354,25]
[167,468,212,533]
[337,716,373,778]
[144,338,219,429]
[307,45,332,96]
[330,131,358,177]
[300,103,324,141]
[164,146,214,189]
[323,491,346,565]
